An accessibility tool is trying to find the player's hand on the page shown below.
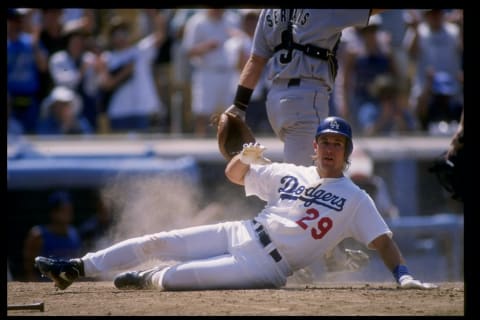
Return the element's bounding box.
[344,249,369,271]
[225,104,246,121]
[398,275,438,290]
[239,142,271,165]
[325,248,369,272]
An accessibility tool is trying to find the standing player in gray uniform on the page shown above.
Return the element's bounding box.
[227,9,384,165]
[34,116,436,291]
[225,9,386,276]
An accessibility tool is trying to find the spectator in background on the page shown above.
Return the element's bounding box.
[48,18,100,131]
[340,14,399,132]
[377,10,410,91]
[182,9,241,137]
[7,8,49,133]
[23,190,82,281]
[139,9,175,132]
[35,8,68,103]
[96,16,135,124]
[79,190,114,253]
[36,86,93,135]
[16,8,37,34]
[61,8,97,38]
[403,9,463,131]
[358,74,416,136]
[169,8,199,133]
[414,70,463,134]
[97,14,167,133]
[37,8,67,56]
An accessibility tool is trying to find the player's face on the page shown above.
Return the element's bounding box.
[313,133,347,177]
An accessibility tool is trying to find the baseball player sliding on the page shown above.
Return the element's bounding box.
[222,8,388,275]
[35,116,436,291]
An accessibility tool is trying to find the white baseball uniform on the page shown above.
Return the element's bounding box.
[80,161,391,290]
[252,9,371,165]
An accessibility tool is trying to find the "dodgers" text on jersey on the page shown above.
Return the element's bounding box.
[278,175,346,211]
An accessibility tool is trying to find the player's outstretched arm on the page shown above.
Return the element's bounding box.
[225,154,250,186]
[369,234,438,289]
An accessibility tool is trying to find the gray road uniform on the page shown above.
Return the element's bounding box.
[252,9,371,165]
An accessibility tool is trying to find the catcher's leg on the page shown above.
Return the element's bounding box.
[266,86,329,166]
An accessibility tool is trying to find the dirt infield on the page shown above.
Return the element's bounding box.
[7,281,464,316]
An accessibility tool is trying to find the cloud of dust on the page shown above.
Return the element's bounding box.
[100,173,207,243]
[90,171,232,278]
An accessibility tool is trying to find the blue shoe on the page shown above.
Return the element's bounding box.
[34,256,83,290]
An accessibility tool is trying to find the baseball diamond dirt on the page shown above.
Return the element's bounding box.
[7,281,464,316]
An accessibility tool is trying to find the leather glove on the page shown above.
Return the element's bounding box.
[212,107,255,161]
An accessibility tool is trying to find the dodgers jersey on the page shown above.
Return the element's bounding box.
[245,162,392,271]
[252,9,371,90]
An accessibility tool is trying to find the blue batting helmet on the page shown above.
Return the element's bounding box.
[315,116,353,157]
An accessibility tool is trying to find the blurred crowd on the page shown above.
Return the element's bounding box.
[7,8,463,138]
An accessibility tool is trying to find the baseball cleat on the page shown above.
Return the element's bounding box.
[113,268,157,290]
[34,256,82,290]
[114,267,162,290]
[113,271,147,290]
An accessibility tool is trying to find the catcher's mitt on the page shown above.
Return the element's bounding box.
[211,111,256,161]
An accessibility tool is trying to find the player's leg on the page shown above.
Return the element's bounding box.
[113,253,279,290]
[35,222,234,289]
[115,220,289,290]
[282,124,322,166]
[82,222,235,276]
[156,253,278,290]
[266,85,329,166]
